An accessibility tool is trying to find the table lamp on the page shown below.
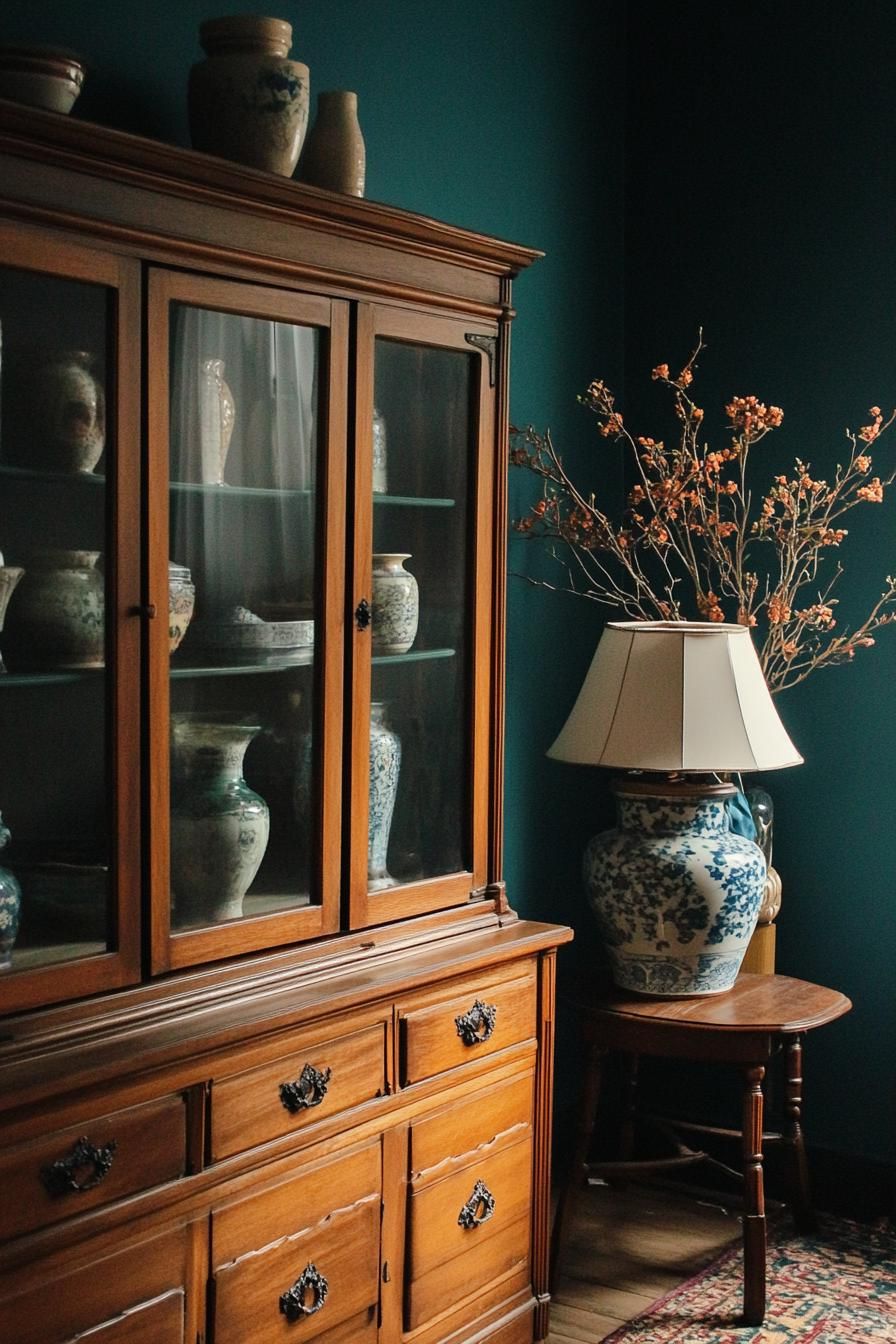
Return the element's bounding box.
[549,621,802,996]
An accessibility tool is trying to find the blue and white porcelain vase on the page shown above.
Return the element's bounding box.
[170,712,270,926]
[371,553,418,655]
[0,813,22,970]
[585,781,767,997]
[368,701,401,891]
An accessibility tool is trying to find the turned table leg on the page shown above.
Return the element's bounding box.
[784,1034,817,1233]
[741,1063,767,1326]
[550,1038,606,1290]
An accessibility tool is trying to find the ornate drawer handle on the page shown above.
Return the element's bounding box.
[41,1136,118,1196]
[458,1178,496,1229]
[279,1063,333,1114]
[279,1263,329,1321]
[455,998,497,1046]
[355,597,371,631]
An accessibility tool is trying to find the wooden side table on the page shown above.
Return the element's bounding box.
[550,973,852,1325]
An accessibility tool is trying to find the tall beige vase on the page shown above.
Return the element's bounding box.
[298,90,366,196]
[188,15,310,177]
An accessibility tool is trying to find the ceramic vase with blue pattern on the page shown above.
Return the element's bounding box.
[371,554,418,655]
[0,813,22,970]
[368,701,401,891]
[585,782,767,997]
[170,712,270,926]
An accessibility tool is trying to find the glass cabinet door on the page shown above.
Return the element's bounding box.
[147,273,346,973]
[349,308,496,926]
[0,228,142,1011]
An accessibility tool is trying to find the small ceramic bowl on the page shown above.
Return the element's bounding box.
[266,618,314,649]
[0,46,86,114]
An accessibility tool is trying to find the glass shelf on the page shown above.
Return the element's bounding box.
[374,494,455,508]
[0,463,105,487]
[373,647,455,666]
[170,479,313,500]
[0,669,104,687]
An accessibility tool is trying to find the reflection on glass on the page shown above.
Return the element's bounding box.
[167,304,320,930]
[0,265,111,970]
[369,340,473,888]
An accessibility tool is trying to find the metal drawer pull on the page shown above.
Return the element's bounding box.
[279,1063,333,1113]
[455,998,497,1046]
[458,1178,496,1229]
[354,597,371,630]
[41,1136,118,1196]
[279,1263,329,1320]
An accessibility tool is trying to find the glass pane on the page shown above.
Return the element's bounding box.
[369,339,473,889]
[0,266,112,970]
[167,304,320,932]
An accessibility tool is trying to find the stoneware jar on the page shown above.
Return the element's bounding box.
[170,712,270,925]
[368,701,401,891]
[188,15,310,177]
[298,89,366,196]
[12,549,104,669]
[371,553,418,654]
[584,782,767,996]
[0,813,22,971]
[32,349,105,473]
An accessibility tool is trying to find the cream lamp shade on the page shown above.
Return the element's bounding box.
[548,621,802,773]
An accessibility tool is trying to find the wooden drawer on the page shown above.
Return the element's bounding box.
[405,1130,533,1332]
[0,1223,188,1344]
[410,1071,534,1177]
[399,965,537,1085]
[0,1093,187,1241]
[213,1140,381,1344]
[211,1020,387,1161]
[480,1313,536,1344]
[63,1290,184,1343]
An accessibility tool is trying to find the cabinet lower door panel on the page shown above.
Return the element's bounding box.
[213,1196,380,1343]
[405,1133,533,1333]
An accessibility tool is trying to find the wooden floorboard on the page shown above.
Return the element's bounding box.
[546,1181,743,1341]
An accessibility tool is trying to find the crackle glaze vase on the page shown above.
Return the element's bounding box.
[585,783,767,997]
[170,713,270,926]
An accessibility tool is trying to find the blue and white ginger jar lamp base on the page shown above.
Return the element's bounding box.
[585,779,767,997]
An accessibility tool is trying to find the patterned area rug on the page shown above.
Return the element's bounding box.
[602,1216,896,1342]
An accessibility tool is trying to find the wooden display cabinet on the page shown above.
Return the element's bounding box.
[0,96,570,1344]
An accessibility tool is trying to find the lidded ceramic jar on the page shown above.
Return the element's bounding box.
[11,549,104,669]
[188,15,310,177]
[0,45,85,114]
[371,553,418,654]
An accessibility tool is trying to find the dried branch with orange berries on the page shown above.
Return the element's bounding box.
[509,337,896,694]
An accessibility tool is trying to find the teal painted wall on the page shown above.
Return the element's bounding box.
[624,1,896,1166]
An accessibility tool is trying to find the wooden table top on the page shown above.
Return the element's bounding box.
[593,973,852,1035]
